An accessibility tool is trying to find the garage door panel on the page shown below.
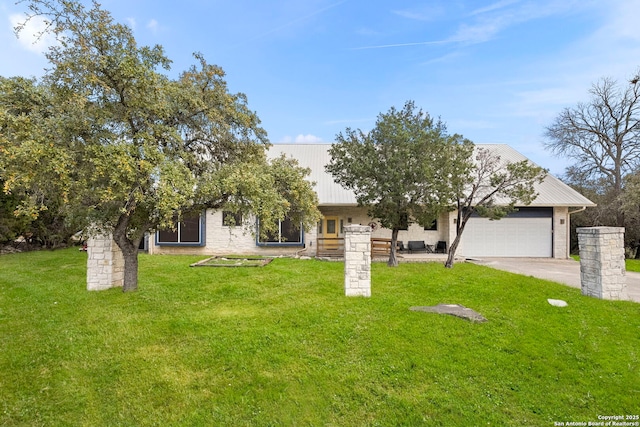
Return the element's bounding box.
[461,217,552,257]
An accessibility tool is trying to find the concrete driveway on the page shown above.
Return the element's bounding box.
[469,258,640,303]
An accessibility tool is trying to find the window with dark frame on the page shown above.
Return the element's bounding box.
[257,217,303,245]
[424,220,438,231]
[156,213,204,246]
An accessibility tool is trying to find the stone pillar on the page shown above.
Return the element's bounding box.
[86,233,124,291]
[577,227,627,300]
[344,224,371,297]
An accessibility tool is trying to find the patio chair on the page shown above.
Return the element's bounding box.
[435,241,447,254]
[408,241,428,254]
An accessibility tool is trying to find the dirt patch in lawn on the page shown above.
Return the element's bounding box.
[190,256,273,267]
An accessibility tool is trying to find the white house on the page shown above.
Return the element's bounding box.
[147,143,595,259]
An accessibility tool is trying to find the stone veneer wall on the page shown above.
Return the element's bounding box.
[86,234,124,291]
[554,206,569,259]
[577,227,628,300]
[343,224,371,297]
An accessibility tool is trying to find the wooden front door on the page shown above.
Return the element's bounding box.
[323,216,339,249]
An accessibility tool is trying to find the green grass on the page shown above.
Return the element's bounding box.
[1,249,639,426]
[571,254,640,272]
[627,259,640,272]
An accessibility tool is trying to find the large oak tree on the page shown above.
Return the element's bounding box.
[0,0,320,291]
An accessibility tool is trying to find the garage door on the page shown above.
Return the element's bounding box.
[461,209,552,257]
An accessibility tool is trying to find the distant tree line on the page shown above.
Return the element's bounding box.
[545,70,640,257]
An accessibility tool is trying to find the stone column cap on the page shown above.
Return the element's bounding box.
[344,224,371,233]
[576,226,625,235]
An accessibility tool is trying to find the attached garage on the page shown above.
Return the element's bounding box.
[460,207,553,258]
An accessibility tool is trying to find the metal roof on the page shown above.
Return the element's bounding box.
[267,143,595,208]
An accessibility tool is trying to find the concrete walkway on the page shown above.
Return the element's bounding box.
[469,258,640,303]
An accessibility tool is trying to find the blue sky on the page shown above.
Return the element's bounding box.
[1,0,639,176]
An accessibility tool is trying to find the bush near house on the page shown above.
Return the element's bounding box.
[1,249,638,426]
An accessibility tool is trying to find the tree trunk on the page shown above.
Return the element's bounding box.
[388,228,399,267]
[445,209,470,268]
[121,249,139,292]
[112,214,140,292]
[445,235,461,268]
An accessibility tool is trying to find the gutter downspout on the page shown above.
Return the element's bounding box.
[569,207,587,215]
[567,206,588,258]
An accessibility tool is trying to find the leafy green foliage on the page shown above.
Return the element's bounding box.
[0,1,319,289]
[0,179,29,243]
[1,249,638,425]
[0,78,82,247]
[326,101,474,266]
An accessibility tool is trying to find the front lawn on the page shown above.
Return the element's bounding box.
[571,254,640,272]
[627,258,640,272]
[1,249,638,426]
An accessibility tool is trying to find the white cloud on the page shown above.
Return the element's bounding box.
[452,0,583,45]
[518,0,640,112]
[469,0,521,16]
[146,19,160,34]
[356,1,581,50]
[126,17,137,30]
[599,0,640,43]
[450,21,501,44]
[281,134,324,143]
[392,5,446,22]
[9,14,57,54]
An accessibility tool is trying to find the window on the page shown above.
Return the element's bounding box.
[222,211,242,227]
[257,217,303,246]
[156,213,205,246]
[424,220,438,231]
[326,219,336,234]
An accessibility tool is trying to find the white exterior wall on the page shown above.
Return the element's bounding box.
[148,205,573,259]
[149,209,317,256]
[447,211,458,253]
[319,206,449,246]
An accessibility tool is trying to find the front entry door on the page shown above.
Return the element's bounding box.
[323,216,339,250]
